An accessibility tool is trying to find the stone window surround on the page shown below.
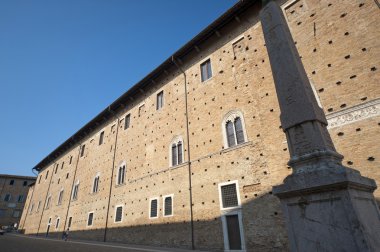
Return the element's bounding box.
[45,194,51,209]
[92,172,100,194]
[218,180,241,211]
[221,110,248,149]
[72,180,80,200]
[57,188,64,205]
[163,194,174,217]
[116,161,126,186]
[200,57,213,83]
[149,197,159,219]
[87,211,94,227]
[114,204,123,223]
[169,135,184,168]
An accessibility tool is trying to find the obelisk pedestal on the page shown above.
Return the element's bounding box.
[259,2,380,251]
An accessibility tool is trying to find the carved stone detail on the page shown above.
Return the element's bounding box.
[327,98,380,129]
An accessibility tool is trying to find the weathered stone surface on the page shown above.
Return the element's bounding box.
[261,1,380,251]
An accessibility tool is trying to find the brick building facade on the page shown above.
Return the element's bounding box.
[0,174,35,227]
[19,0,380,251]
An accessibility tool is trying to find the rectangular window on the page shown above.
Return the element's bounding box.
[23,181,27,186]
[72,183,79,200]
[18,195,24,203]
[13,210,21,218]
[200,59,212,82]
[9,180,14,185]
[219,182,240,209]
[55,218,60,229]
[138,104,145,117]
[115,206,123,222]
[87,212,94,226]
[45,196,51,209]
[99,131,104,145]
[61,162,65,170]
[45,170,49,179]
[124,114,130,129]
[68,216,72,228]
[163,195,173,217]
[80,145,85,157]
[150,198,158,218]
[4,194,11,202]
[93,176,99,193]
[55,164,59,174]
[156,91,164,110]
[69,155,73,164]
[57,190,64,205]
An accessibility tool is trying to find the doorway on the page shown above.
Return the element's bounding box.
[222,211,245,251]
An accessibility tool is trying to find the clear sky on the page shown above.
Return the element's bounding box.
[0,0,237,176]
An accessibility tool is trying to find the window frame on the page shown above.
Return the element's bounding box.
[163,194,174,217]
[99,131,105,145]
[4,194,11,202]
[9,179,15,185]
[169,136,184,167]
[87,211,94,227]
[114,205,123,223]
[18,195,24,203]
[55,217,60,230]
[218,180,241,211]
[116,162,126,186]
[45,195,51,209]
[156,91,164,110]
[57,189,64,205]
[92,173,100,194]
[124,114,131,130]
[149,197,159,219]
[200,58,213,82]
[222,110,248,149]
[72,180,79,201]
[80,144,85,157]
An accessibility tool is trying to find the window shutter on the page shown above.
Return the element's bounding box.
[164,197,172,216]
[221,184,239,208]
[150,199,158,218]
[172,144,177,166]
[226,121,236,147]
[234,117,245,144]
[115,206,123,222]
[177,142,182,164]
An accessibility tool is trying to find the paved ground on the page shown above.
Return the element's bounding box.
[0,233,200,252]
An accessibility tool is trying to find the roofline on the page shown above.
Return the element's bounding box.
[33,0,260,171]
[0,174,36,180]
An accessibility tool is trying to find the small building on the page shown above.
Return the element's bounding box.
[0,174,36,228]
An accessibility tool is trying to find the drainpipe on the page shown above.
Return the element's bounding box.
[36,161,56,236]
[62,142,82,231]
[171,56,195,250]
[103,109,121,242]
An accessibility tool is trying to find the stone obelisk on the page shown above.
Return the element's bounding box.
[260,2,380,251]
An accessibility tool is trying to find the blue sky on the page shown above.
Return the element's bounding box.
[0,0,237,176]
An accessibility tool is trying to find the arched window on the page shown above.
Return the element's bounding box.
[117,163,126,185]
[170,136,184,167]
[222,110,247,148]
[92,173,100,193]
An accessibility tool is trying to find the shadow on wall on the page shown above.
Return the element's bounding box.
[19,192,290,252]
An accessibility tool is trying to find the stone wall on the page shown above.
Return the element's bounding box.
[20,0,379,251]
